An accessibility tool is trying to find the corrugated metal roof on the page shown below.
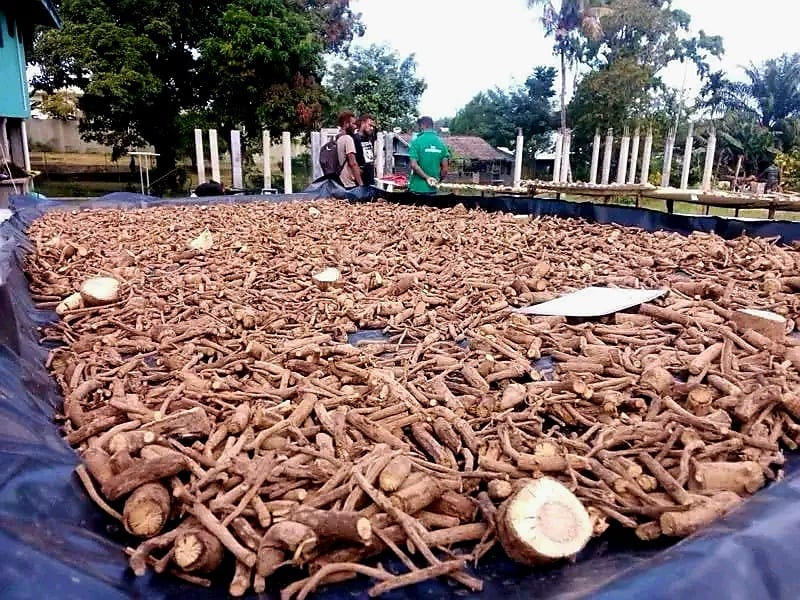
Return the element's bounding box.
[397,134,510,161]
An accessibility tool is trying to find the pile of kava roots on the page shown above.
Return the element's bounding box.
[25,200,800,598]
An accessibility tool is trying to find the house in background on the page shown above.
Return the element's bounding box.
[1,0,61,204]
[391,133,514,185]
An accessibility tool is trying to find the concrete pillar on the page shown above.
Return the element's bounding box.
[640,128,653,185]
[601,128,614,185]
[230,130,242,189]
[21,120,31,174]
[282,131,292,194]
[194,128,205,185]
[375,132,386,179]
[513,128,524,187]
[552,132,563,183]
[617,127,630,184]
[589,129,601,184]
[702,127,717,193]
[661,126,676,188]
[559,129,571,183]
[627,127,640,185]
[310,131,322,182]
[384,133,395,174]
[209,129,221,183]
[680,122,695,190]
[263,129,271,190]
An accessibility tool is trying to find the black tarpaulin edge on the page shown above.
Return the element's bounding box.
[377,190,800,243]
[0,190,798,600]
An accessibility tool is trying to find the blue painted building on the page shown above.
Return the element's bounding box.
[1,0,60,203]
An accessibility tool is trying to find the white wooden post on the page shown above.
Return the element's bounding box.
[375,132,386,179]
[680,122,694,190]
[552,133,563,183]
[21,120,31,175]
[617,127,630,184]
[702,126,717,192]
[209,129,221,183]
[282,131,292,194]
[661,126,676,188]
[589,129,601,184]
[601,128,614,185]
[194,128,206,185]
[640,127,653,185]
[230,130,243,189]
[384,133,395,175]
[514,128,524,187]
[262,129,271,190]
[310,131,323,182]
[627,127,640,185]
[559,129,571,183]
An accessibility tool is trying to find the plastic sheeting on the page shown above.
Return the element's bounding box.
[382,190,800,243]
[1,191,799,600]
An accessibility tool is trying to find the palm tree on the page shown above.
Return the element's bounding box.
[526,0,612,135]
[738,53,800,129]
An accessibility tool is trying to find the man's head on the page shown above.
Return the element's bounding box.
[358,114,375,137]
[417,116,434,131]
[338,111,357,133]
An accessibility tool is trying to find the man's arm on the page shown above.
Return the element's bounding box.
[344,136,363,186]
[409,158,428,180]
[439,158,449,180]
[347,153,363,186]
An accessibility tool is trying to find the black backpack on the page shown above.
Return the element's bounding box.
[319,135,345,177]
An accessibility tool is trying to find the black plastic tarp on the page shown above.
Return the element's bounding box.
[1,191,799,600]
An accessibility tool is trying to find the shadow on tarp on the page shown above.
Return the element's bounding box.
[381,190,800,243]
[1,191,799,600]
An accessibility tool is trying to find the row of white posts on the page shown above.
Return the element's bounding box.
[194,129,293,193]
[587,124,717,191]
[195,128,404,194]
[194,128,532,192]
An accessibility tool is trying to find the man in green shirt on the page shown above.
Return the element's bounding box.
[408,116,449,194]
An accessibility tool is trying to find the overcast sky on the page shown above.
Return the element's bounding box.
[349,0,799,119]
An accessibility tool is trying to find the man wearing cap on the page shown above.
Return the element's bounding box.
[408,116,449,195]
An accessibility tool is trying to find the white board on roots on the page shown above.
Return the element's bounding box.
[514,286,667,318]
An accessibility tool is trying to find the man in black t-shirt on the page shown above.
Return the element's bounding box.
[352,114,376,186]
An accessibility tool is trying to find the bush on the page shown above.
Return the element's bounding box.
[775,150,800,191]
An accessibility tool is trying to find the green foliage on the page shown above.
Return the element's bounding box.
[199,1,327,135]
[776,149,800,191]
[32,91,78,120]
[734,54,800,131]
[325,44,426,130]
[33,0,360,188]
[569,58,654,132]
[526,1,613,131]
[581,0,723,77]
[714,112,778,177]
[450,90,515,147]
[450,67,557,155]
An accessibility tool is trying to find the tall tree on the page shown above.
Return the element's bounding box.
[581,0,723,77]
[325,44,426,130]
[732,53,800,142]
[697,70,736,121]
[451,67,557,154]
[526,0,612,135]
[33,0,361,189]
[450,90,515,148]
